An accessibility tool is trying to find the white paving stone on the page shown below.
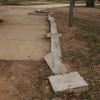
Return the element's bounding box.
[44,52,67,74]
[49,72,88,93]
[44,15,68,74]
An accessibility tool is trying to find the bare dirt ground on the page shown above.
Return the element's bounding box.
[0,60,53,100]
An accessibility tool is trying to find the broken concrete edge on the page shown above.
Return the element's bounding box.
[47,15,62,57]
[35,8,47,12]
[44,14,69,74]
[35,9,51,14]
[47,33,62,38]
[50,86,89,96]
[44,13,89,95]
[44,13,88,95]
[49,72,88,94]
[44,52,68,74]
[51,41,62,57]
[48,15,58,34]
[48,15,55,21]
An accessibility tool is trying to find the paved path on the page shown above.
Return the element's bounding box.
[0,7,49,60]
[4,3,100,9]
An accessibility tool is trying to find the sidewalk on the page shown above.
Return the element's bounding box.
[0,7,49,60]
[4,3,100,9]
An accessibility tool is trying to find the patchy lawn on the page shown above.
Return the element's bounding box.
[51,7,100,100]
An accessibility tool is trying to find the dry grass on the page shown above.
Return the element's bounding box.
[50,7,100,100]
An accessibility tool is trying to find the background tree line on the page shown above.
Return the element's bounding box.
[0,0,19,5]
[0,0,96,7]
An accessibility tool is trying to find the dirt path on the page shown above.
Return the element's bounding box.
[0,60,52,100]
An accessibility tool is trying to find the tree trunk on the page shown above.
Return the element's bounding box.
[86,0,95,7]
[69,0,74,27]
[73,0,75,6]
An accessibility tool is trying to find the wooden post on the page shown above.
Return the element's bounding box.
[69,0,74,27]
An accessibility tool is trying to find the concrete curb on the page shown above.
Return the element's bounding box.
[44,14,88,94]
[44,15,68,74]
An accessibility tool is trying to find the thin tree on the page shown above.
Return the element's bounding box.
[69,0,74,27]
[86,0,95,7]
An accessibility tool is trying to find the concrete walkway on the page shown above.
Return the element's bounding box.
[0,7,49,60]
[4,3,100,9]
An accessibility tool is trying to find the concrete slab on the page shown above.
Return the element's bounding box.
[44,52,54,70]
[48,15,58,34]
[52,97,62,100]
[44,15,68,74]
[49,72,88,93]
[51,36,62,58]
[47,33,62,38]
[44,52,67,74]
[48,15,62,57]
[0,7,49,60]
